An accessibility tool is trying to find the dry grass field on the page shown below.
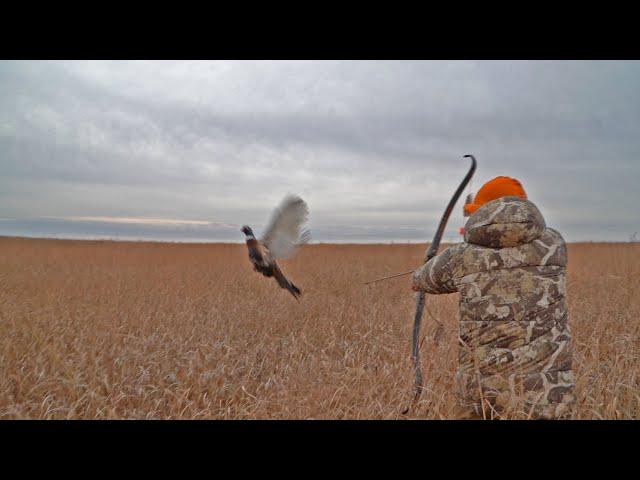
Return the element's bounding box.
[0,236,638,419]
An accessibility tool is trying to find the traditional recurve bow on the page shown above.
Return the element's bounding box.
[402,154,476,415]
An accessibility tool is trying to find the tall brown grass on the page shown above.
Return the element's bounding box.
[0,237,638,419]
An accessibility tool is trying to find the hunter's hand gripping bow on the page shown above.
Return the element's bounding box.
[402,154,476,415]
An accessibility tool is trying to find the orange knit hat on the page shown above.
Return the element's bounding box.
[463,176,527,216]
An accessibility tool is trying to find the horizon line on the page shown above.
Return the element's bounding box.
[1,234,636,246]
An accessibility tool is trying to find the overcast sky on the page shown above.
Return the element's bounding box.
[1,60,638,242]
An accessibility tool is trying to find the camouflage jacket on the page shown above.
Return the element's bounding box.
[413,196,575,419]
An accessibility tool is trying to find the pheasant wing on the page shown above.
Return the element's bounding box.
[261,194,310,259]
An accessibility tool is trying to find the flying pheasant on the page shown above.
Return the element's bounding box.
[241,194,310,300]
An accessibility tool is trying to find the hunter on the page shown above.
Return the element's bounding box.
[412,176,575,419]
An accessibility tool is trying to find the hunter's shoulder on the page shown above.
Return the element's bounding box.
[448,227,568,271]
[542,227,566,245]
[443,241,468,254]
[435,242,468,264]
[535,227,568,265]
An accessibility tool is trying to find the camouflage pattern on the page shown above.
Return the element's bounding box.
[413,196,575,419]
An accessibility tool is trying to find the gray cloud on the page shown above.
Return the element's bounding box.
[1,60,639,242]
